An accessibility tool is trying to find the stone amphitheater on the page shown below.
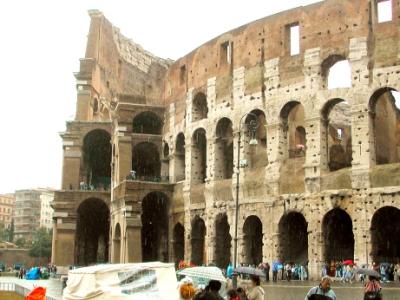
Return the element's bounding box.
[51,0,400,280]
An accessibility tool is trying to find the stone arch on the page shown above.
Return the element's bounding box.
[191,128,207,183]
[191,216,206,265]
[173,222,184,265]
[278,211,308,263]
[141,191,169,262]
[243,215,263,266]
[370,206,400,263]
[214,213,232,269]
[113,223,121,263]
[244,109,268,168]
[75,198,110,265]
[280,101,306,158]
[132,111,163,134]
[321,98,352,171]
[175,133,186,181]
[132,142,161,180]
[322,208,354,262]
[369,87,400,165]
[321,54,351,89]
[192,92,208,121]
[82,129,112,190]
[215,118,233,179]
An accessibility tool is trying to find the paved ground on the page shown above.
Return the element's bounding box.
[1,276,399,299]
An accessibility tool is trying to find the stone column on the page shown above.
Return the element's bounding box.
[52,220,76,266]
[307,218,324,280]
[125,223,142,263]
[265,122,284,196]
[115,131,132,185]
[61,141,81,190]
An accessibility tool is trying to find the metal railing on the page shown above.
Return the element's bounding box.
[0,282,59,300]
[126,174,170,183]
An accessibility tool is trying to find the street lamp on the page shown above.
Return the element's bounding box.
[232,112,259,289]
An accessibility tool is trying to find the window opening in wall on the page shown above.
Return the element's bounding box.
[377,0,392,23]
[220,41,232,65]
[337,128,343,139]
[328,60,352,89]
[289,23,300,56]
[180,65,186,85]
[392,90,400,110]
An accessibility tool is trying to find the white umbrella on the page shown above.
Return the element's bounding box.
[176,266,227,283]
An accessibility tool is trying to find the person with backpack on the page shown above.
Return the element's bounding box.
[304,276,336,300]
[364,276,382,300]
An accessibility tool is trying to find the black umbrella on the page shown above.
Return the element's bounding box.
[355,268,381,278]
[234,267,265,277]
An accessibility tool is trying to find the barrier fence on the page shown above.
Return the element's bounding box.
[0,281,59,300]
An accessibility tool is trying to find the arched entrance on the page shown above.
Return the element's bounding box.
[191,216,206,265]
[244,110,268,168]
[243,216,263,265]
[141,192,169,262]
[214,214,231,269]
[192,92,208,121]
[322,208,354,262]
[370,87,400,165]
[175,133,186,181]
[371,206,400,263]
[173,223,184,265]
[322,99,352,171]
[215,118,233,179]
[82,130,111,190]
[132,111,162,134]
[132,142,161,180]
[191,129,207,183]
[278,212,308,263]
[113,223,121,263]
[75,198,110,265]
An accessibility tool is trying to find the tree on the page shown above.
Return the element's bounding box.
[29,228,52,261]
[15,237,27,248]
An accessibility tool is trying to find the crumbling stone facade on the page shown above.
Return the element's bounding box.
[52,0,400,280]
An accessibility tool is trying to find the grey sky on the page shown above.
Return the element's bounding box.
[0,0,323,193]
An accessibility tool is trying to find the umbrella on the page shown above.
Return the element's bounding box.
[177,266,227,283]
[355,268,381,278]
[343,260,354,265]
[234,266,265,277]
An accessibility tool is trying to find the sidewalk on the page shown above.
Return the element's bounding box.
[0,276,62,299]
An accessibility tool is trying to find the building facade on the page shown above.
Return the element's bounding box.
[0,194,15,229]
[52,0,400,279]
[14,189,54,240]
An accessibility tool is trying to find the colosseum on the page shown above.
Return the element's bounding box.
[51,0,400,280]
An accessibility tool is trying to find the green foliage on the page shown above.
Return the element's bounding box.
[0,221,13,242]
[28,228,52,260]
[15,238,27,248]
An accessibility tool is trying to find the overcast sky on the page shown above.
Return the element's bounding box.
[0,0,327,194]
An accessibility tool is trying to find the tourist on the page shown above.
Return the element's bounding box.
[304,276,337,300]
[178,277,196,300]
[237,287,248,300]
[363,276,382,300]
[205,280,224,300]
[246,275,265,300]
[193,290,219,300]
[264,262,270,282]
[227,263,234,279]
[227,289,240,300]
[272,262,278,282]
[285,262,292,281]
[394,262,400,282]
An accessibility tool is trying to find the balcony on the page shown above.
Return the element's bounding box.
[79,176,111,191]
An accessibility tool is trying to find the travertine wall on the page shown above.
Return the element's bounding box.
[52,0,400,280]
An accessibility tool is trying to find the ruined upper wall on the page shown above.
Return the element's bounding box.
[75,10,172,121]
[163,0,400,123]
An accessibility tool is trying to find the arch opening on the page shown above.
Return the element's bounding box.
[141,192,169,262]
[82,130,111,190]
[75,198,110,265]
[215,118,234,180]
[175,133,186,181]
[281,102,306,158]
[132,142,161,181]
[192,92,208,122]
[321,55,351,90]
[278,212,308,264]
[322,99,352,171]
[322,208,354,262]
[244,110,268,168]
[113,223,121,263]
[371,206,400,264]
[214,214,231,269]
[243,216,263,266]
[370,88,400,165]
[173,223,185,266]
[191,216,206,265]
[191,129,207,183]
[132,111,163,134]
